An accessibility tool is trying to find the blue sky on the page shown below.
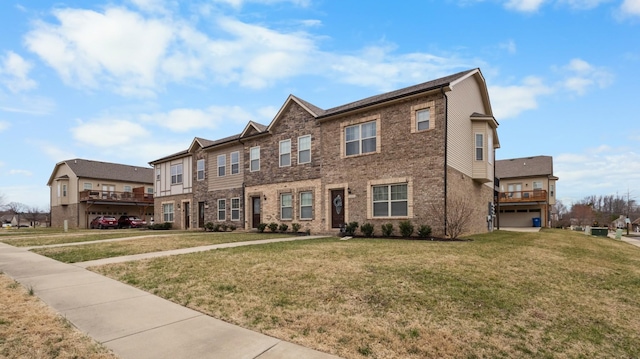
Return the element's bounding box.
[1,0,639,210]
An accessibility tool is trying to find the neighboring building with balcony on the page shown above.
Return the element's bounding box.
[495,156,558,228]
[151,68,500,237]
[47,159,154,229]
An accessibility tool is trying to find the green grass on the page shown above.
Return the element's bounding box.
[91,229,640,359]
[31,232,303,263]
[1,229,168,247]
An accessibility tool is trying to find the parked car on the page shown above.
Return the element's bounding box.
[90,216,118,229]
[118,215,146,229]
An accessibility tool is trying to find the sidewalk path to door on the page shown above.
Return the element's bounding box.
[0,235,341,359]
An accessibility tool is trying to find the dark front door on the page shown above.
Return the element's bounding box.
[184,202,190,229]
[252,197,261,228]
[331,189,345,228]
[198,202,205,228]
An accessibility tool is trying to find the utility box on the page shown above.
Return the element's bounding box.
[590,227,608,237]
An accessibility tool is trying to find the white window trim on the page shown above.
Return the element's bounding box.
[340,115,380,158]
[231,197,241,221]
[217,154,226,177]
[231,151,240,175]
[475,133,484,161]
[367,177,413,219]
[279,139,291,167]
[162,202,175,222]
[411,101,435,133]
[298,135,311,164]
[299,191,313,220]
[197,159,205,181]
[217,199,226,221]
[280,193,293,220]
[171,164,183,184]
[250,146,260,172]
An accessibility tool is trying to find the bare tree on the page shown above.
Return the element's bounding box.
[431,196,476,239]
[23,206,43,228]
[570,204,595,227]
[5,202,26,229]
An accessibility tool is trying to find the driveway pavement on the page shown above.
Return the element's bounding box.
[0,235,340,359]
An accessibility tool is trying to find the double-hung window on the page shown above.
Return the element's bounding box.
[373,184,408,217]
[231,151,239,174]
[217,155,226,177]
[298,135,311,164]
[345,121,376,156]
[170,164,183,184]
[299,192,312,219]
[163,203,174,222]
[231,198,240,221]
[475,134,484,161]
[416,109,430,131]
[217,199,226,221]
[281,193,292,220]
[197,159,205,180]
[83,183,92,190]
[250,147,260,172]
[156,168,160,181]
[280,139,291,167]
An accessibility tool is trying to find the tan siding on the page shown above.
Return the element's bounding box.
[446,75,487,178]
[208,144,244,191]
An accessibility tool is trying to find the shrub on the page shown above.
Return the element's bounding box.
[257,223,267,233]
[381,223,394,237]
[399,220,414,237]
[268,222,279,232]
[204,222,214,232]
[360,223,374,237]
[220,223,228,232]
[291,223,301,233]
[279,223,289,232]
[149,222,172,230]
[417,225,432,238]
[345,221,359,236]
[212,223,222,232]
[228,224,237,231]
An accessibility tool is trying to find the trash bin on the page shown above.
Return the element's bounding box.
[532,217,541,227]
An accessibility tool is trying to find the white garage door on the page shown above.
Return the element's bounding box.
[500,209,541,227]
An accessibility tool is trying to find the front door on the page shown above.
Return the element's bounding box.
[331,189,345,228]
[252,197,261,228]
[183,202,190,229]
[198,202,205,228]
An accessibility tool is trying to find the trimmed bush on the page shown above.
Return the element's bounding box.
[360,223,374,237]
[229,224,237,231]
[417,225,432,238]
[268,222,279,232]
[291,223,301,233]
[220,223,228,232]
[399,221,414,237]
[257,223,267,233]
[345,221,359,236]
[212,223,222,232]
[381,223,394,237]
[149,222,172,230]
[279,223,289,232]
[204,222,214,231]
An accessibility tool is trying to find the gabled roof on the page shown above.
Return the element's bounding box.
[495,156,555,179]
[47,159,153,186]
[266,95,325,133]
[317,69,479,119]
[188,137,217,153]
[240,121,268,138]
[148,149,190,165]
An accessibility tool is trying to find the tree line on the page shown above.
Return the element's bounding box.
[0,193,49,228]
[554,192,638,228]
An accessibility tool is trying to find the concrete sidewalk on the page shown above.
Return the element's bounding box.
[0,237,340,359]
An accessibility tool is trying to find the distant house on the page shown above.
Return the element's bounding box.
[47,159,154,229]
[495,156,558,228]
[150,68,501,237]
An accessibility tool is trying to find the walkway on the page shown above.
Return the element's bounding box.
[0,235,340,359]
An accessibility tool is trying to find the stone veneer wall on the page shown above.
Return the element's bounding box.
[446,166,493,236]
[51,204,79,228]
[154,194,193,230]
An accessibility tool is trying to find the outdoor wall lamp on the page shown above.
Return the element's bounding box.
[263,195,267,201]
[348,187,352,194]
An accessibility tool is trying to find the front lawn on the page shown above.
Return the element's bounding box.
[91,229,640,358]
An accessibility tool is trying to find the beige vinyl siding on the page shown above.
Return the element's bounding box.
[156,156,193,197]
[50,164,76,207]
[445,75,489,178]
[208,144,244,191]
[471,122,493,182]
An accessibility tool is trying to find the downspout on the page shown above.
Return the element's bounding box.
[238,137,247,230]
[441,86,448,237]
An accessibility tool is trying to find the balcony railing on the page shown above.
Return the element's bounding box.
[498,190,548,203]
[79,190,154,204]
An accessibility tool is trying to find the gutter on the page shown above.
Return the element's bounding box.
[442,86,449,237]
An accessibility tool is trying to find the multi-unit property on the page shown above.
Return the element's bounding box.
[495,155,558,228]
[47,159,154,228]
[150,68,500,237]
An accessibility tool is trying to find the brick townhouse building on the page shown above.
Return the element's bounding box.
[150,68,500,237]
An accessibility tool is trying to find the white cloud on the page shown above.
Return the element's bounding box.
[498,40,517,54]
[210,0,310,8]
[0,51,37,93]
[504,0,547,12]
[559,58,613,95]
[489,76,554,119]
[0,121,10,132]
[71,119,150,146]
[25,7,174,96]
[621,0,640,15]
[140,105,254,132]
[559,0,613,10]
